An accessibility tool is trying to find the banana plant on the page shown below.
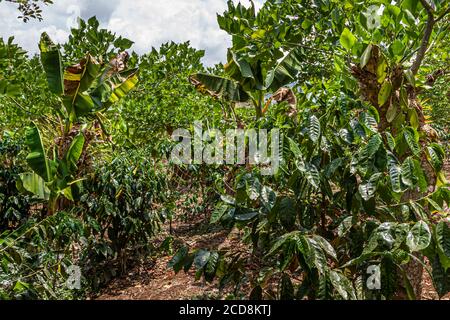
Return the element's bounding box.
[18,33,140,214]
[39,32,139,125]
[189,1,304,119]
[18,123,85,214]
[190,47,303,119]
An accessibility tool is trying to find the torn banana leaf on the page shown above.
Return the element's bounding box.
[189,73,249,102]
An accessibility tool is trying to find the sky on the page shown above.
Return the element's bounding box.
[0,0,263,66]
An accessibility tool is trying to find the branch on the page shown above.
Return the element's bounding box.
[4,0,52,22]
[285,42,334,56]
[419,0,435,13]
[435,6,450,24]
[411,0,435,75]
[426,68,450,85]
[7,96,33,115]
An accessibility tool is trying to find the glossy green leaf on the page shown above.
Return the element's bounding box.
[308,115,321,143]
[413,159,428,192]
[427,198,443,212]
[386,132,396,151]
[401,157,415,187]
[435,222,450,270]
[363,133,382,159]
[194,249,211,269]
[330,270,356,300]
[313,235,337,260]
[403,127,420,156]
[167,246,188,273]
[427,143,445,172]
[359,173,382,201]
[204,251,219,282]
[387,152,402,192]
[406,221,431,252]
[235,211,259,221]
[305,163,320,189]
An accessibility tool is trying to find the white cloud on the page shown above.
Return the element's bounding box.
[0,0,263,65]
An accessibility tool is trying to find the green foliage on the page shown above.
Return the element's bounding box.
[0,37,27,97]
[39,33,64,95]
[0,211,83,299]
[117,41,219,147]
[171,73,449,300]
[0,132,37,231]
[63,17,135,63]
[1,0,53,22]
[1,0,449,301]
[39,30,139,122]
[19,123,85,213]
[77,149,168,284]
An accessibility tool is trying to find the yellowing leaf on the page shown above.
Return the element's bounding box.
[405,69,415,87]
[378,81,392,106]
[376,56,388,83]
[386,104,397,122]
[409,109,419,129]
[360,44,372,68]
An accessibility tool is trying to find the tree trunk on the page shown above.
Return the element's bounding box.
[350,44,440,299]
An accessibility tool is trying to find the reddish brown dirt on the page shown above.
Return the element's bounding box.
[94,255,220,300]
[94,216,249,300]
[420,257,450,300]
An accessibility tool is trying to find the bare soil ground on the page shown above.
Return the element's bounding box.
[95,216,249,300]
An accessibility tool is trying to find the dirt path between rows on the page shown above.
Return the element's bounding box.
[94,217,244,300]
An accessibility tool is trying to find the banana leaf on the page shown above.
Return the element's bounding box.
[91,68,139,109]
[63,55,102,119]
[25,123,51,182]
[66,134,85,171]
[63,93,95,120]
[39,33,64,95]
[189,73,249,102]
[18,172,50,200]
[227,50,254,80]
[265,47,303,91]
